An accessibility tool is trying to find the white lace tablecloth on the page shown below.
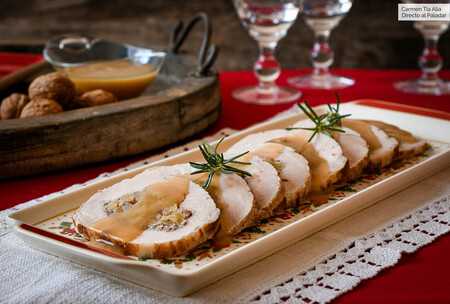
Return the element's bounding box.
[1,120,450,304]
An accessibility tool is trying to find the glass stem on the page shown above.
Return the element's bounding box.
[311,31,333,78]
[418,35,442,86]
[254,43,280,94]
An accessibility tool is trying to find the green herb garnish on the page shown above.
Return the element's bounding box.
[326,93,351,128]
[189,137,252,190]
[287,94,351,142]
[60,221,73,228]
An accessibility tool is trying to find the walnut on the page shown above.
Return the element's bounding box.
[28,73,76,109]
[20,98,63,118]
[0,93,29,119]
[76,89,118,107]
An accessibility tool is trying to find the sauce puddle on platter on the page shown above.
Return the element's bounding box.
[93,176,189,242]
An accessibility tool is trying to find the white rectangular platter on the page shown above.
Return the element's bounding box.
[9,100,450,297]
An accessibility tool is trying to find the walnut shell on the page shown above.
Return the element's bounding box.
[0,93,29,119]
[76,89,118,107]
[20,98,63,118]
[28,73,76,109]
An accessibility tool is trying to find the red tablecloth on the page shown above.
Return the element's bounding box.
[0,52,42,77]
[1,54,450,303]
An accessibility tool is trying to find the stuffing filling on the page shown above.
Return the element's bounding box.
[103,193,138,215]
[149,205,192,232]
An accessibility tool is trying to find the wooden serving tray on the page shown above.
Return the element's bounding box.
[9,101,450,297]
[0,14,220,178]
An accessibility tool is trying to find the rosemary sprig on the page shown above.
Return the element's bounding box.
[189,137,252,190]
[326,93,351,127]
[287,94,351,142]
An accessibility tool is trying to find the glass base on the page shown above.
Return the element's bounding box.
[288,74,355,90]
[232,85,301,105]
[394,79,450,96]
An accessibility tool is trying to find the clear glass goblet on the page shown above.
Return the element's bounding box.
[233,0,303,105]
[288,0,354,90]
[394,20,450,95]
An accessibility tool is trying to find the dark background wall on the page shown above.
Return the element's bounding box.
[0,0,449,71]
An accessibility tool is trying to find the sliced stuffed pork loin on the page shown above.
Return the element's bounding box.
[170,164,258,237]
[73,166,220,259]
[234,126,347,193]
[361,120,428,159]
[331,127,369,181]
[342,119,399,170]
[242,155,285,219]
[227,139,311,207]
[212,172,258,236]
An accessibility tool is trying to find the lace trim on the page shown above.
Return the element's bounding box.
[248,194,450,304]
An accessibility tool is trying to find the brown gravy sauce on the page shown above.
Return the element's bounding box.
[211,234,233,250]
[64,59,157,99]
[93,176,189,242]
[342,119,382,150]
[272,132,330,192]
[308,192,331,206]
[362,120,418,144]
[246,142,285,161]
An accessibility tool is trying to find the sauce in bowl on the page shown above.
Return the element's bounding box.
[64,59,158,99]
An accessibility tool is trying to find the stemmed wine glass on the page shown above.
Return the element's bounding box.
[394,1,450,95]
[233,0,303,105]
[288,0,354,89]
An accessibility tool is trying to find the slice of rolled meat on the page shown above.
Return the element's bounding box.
[212,172,258,236]
[331,127,369,181]
[242,155,285,219]
[342,119,399,170]
[228,138,311,206]
[239,125,347,193]
[73,166,220,259]
[361,120,429,159]
[151,164,258,237]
